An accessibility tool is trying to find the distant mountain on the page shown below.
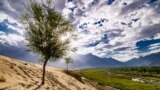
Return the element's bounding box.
[70,54,125,69]
[69,52,160,69]
[1,51,159,69]
[124,52,160,66]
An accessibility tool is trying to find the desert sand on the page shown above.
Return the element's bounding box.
[0,56,96,90]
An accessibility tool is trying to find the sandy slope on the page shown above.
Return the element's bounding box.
[0,56,96,90]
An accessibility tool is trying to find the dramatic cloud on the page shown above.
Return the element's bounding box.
[0,0,160,62]
[64,0,160,61]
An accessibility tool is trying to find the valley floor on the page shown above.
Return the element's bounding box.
[75,68,160,90]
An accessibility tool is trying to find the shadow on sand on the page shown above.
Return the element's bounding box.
[33,83,43,90]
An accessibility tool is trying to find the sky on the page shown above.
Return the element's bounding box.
[0,0,160,65]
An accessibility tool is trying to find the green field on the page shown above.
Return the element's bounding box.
[75,67,160,90]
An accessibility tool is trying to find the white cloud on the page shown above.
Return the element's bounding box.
[0,33,24,46]
[0,13,17,23]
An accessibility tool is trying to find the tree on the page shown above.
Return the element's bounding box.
[21,0,73,84]
[65,57,73,72]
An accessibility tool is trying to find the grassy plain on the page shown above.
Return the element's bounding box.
[75,67,160,90]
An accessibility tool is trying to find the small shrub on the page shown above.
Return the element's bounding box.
[24,63,28,65]
[64,70,84,83]
[0,76,6,82]
[9,64,14,69]
[98,81,105,85]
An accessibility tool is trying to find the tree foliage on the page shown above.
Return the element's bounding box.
[22,0,73,61]
[21,0,74,84]
[65,57,73,71]
[65,57,73,64]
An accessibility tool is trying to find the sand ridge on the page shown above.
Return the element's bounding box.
[0,56,96,90]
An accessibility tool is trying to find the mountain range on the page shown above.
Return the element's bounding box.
[1,52,159,69]
[69,52,160,69]
[124,52,160,66]
[70,54,124,69]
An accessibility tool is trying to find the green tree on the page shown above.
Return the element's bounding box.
[21,0,74,84]
[65,57,73,72]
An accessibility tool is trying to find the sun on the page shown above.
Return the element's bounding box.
[60,35,68,42]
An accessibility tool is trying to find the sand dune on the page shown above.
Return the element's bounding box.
[0,56,96,90]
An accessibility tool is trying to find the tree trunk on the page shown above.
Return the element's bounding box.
[67,64,68,72]
[41,59,48,84]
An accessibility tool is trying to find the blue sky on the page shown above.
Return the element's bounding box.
[0,0,160,63]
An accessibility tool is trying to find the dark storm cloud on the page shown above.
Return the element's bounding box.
[114,47,129,51]
[0,0,29,20]
[105,29,123,39]
[0,42,38,62]
[120,0,148,15]
[0,0,67,20]
[138,24,160,39]
[53,0,65,10]
[0,43,26,58]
